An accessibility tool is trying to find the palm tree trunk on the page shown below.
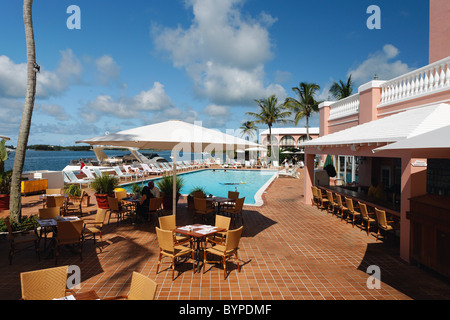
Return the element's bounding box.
[268,125,272,158]
[9,0,37,223]
[306,116,310,141]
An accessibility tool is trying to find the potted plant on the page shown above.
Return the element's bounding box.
[0,139,12,210]
[130,183,143,198]
[187,186,208,210]
[156,175,184,210]
[91,174,119,209]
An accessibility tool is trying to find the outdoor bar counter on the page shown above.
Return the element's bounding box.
[318,185,400,217]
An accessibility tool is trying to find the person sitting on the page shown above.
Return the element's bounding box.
[136,184,154,222]
[148,181,160,198]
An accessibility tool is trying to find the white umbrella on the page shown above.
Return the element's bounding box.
[77,120,263,216]
[281,151,293,154]
[245,147,267,152]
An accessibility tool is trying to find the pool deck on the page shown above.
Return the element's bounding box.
[1,168,450,302]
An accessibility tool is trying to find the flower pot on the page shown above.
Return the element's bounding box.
[0,194,10,210]
[95,193,113,209]
[162,193,180,210]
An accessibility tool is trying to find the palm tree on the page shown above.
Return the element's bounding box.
[246,95,292,156]
[239,121,258,142]
[284,82,321,140]
[9,0,38,223]
[329,74,354,100]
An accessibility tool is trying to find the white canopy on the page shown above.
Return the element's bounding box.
[373,124,450,152]
[77,120,264,216]
[300,103,450,149]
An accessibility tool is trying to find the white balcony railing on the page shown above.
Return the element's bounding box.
[328,93,360,121]
[379,56,450,107]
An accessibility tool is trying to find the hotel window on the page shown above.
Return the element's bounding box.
[280,135,295,147]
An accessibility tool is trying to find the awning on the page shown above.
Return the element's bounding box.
[373,124,450,152]
[300,103,450,149]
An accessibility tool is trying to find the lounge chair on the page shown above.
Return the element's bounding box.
[113,166,134,181]
[92,167,103,178]
[141,163,159,175]
[63,170,93,188]
[81,167,96,180]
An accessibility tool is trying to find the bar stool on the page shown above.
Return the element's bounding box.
[344,197,360,227]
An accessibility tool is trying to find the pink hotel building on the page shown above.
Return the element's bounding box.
[302,0,450,278]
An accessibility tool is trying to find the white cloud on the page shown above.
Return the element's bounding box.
[153,0,284,106]
[37,104,70,121]
[95,55,121,84]
[0,49,82,99]
[348,44,413,85]
[84,81,175,121]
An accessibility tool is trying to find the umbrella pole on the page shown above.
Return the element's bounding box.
[173,153,177,218]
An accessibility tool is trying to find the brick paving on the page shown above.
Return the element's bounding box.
[0,173,449,301]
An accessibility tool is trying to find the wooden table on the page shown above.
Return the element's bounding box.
[173,224,226,272]
[121,197,141,222]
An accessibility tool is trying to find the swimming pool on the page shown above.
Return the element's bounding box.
[121,169,278,206]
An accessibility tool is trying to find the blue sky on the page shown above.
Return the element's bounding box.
[0,0,430,146]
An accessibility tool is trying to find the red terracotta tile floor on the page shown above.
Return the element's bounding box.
[1,174,449,300]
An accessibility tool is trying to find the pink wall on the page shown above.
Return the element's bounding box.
[359,86,381,124]
[429,0,450,64]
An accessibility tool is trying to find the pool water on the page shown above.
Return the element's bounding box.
[121,169,277,205]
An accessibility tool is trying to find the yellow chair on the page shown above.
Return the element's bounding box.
[207,215,231,244]
[316,188,330,211]
[204,226,243,279]
[375,208,395,241]
[104,272,158,300]
[326,191,338,215]
[20,266,73,300]
[344,197,360,227]
[335,193,347,219]
[358,202,376,235]
[83,209,107,252]
[4,218,40,265]
[54,219,84,264]
[107,196,129,225]
[46,195,66,215]
[158,214,191,245]
[155,227,195,280]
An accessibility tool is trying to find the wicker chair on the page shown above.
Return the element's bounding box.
[107,196,129,225]
[155,227,195,280]
[326,191,338,215]
[83,209,107,252]
[193,197,215,224]
[222,191,239,210]
[38,207,61,248]
[311,186,320,207]
[359,202,376,235]
[203,226,243,279]
[335,193,347,219]
[54,219,84,264]
[315,188,330,211]
[104,272,158,300]
[148,197,163,220]
[223,197,245,227]
[158,214,191,246]
[207,215,231,245]
[46,195,66,216]
[65,190,86,217]
[20,265,73,300]
[375,208,395,241]
[344,197,360,227]
[43,189,62,208]
[4,218,40,265]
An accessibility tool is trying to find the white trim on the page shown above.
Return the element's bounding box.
[328,118,359,127]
